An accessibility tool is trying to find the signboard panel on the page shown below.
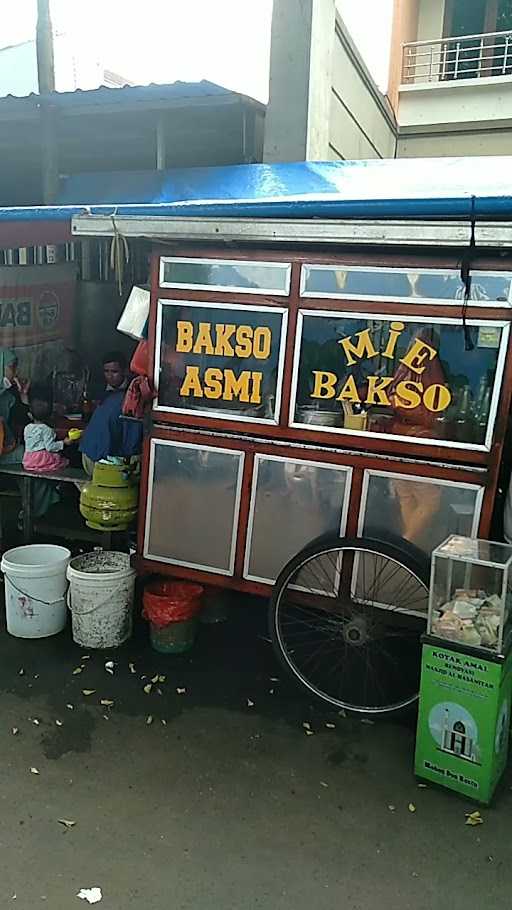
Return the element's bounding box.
[154,299,287,425]
[290,311,509,450]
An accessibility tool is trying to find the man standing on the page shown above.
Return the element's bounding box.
[80,351,142,476]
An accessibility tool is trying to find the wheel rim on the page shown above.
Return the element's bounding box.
[273,544,428,714]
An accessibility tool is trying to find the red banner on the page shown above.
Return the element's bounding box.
[0,264,75,348]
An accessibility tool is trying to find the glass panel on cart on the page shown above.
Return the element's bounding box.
[291,311,508,450]
[144,440,244,575]
[353,472,484,616]
[301,265,512,306]
[428,536,512,655]
[244,455,351,584]
[160,257,291,295]
[155,300,287,424]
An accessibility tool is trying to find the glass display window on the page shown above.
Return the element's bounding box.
[243,454,352,584]
[352,471,485,617]
[359,470,484,558]
[143,439,245,575]
[160,257,291,296]
[300,264,512,307]
[290,310,509,450]
[154,299,288,424]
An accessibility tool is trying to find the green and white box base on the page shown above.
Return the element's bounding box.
[415,637,512,804]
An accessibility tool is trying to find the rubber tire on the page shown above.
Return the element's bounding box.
[268,534,431,716]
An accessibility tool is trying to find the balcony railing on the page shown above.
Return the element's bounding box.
[402,29,512,85]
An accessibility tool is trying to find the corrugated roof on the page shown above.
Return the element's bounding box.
[0,157,512,222]
[0,79,262,115]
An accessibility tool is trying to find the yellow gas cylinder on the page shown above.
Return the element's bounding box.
[80,462,139,531]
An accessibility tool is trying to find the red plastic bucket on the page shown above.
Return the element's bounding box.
[143,580,203,627]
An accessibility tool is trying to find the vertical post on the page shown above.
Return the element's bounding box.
[156,114,166,170]
[263,0,335,162]
[37,1,58,203]
[503,34,510,74]
[36,0,55,94]
[40,104,59,204]
[454,41,461,80]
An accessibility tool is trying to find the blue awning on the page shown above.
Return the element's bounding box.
[0,157,512,222]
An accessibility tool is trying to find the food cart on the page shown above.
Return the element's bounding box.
[72,158,512,716]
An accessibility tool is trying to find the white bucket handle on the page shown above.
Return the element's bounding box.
[5,574,67,607]
[67,581,129,616]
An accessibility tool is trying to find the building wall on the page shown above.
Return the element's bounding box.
[399,76,512,130]
[264,0,396,162]
[388,0,420,112]
[416,0,445,41]
[329,13,396,159]
[397,127,512,157]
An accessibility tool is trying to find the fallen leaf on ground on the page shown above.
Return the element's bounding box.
[302,722,311,730]
[465,810,483,826]
[81,655,90,661]
[388,805,396,812]
[104,661,114,675]
[177,688,186,695]
[151,674,159,684]
[55,720,63,727]
[72,667,83,675]
[66,704,74,710]
[82,690,96,697]
[269,689,274,695]
[246,699,254,707]
[305,729,314,736]
[320,781,328,788]
[269,677,279,682]
[408,803,416,813]
[57,818,75,829]
[31,718,40,726]
[128,663,136,674]
[157,688,163,696]
[30,767,39,775]
[100,700,114,707]
[361,718,375,725]
[325,723,336,729]
[417,783,427,789]
[158,675,166,683]
[77,887,102,904]
[18,669,24,676]
[11,727,19,735]
[143,684,152,695]
[161,719,167,726]
[146,715,153,725]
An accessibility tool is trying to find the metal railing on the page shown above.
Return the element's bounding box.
[402,29,512,84]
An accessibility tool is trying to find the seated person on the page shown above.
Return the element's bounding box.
[23,385,72,473]
[80,350,142,476]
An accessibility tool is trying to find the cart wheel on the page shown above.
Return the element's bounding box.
[269,535,430,715]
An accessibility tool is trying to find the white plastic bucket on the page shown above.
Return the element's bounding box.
[67,550,136,649]
[1,544,71,638]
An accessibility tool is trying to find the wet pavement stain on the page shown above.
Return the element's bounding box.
[41,710,96,759]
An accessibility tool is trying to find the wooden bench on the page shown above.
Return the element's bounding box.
[0,464,108,546]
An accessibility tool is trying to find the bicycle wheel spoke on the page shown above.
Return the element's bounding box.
[271,538,428,714]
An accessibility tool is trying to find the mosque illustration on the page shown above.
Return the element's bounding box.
[440,708,477,763]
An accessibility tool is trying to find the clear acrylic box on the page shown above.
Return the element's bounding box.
[428,535,512,655]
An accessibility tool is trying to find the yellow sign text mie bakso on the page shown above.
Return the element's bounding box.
[311,321,452,413]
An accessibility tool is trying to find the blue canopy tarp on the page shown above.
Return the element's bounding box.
[1,157,512,222]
